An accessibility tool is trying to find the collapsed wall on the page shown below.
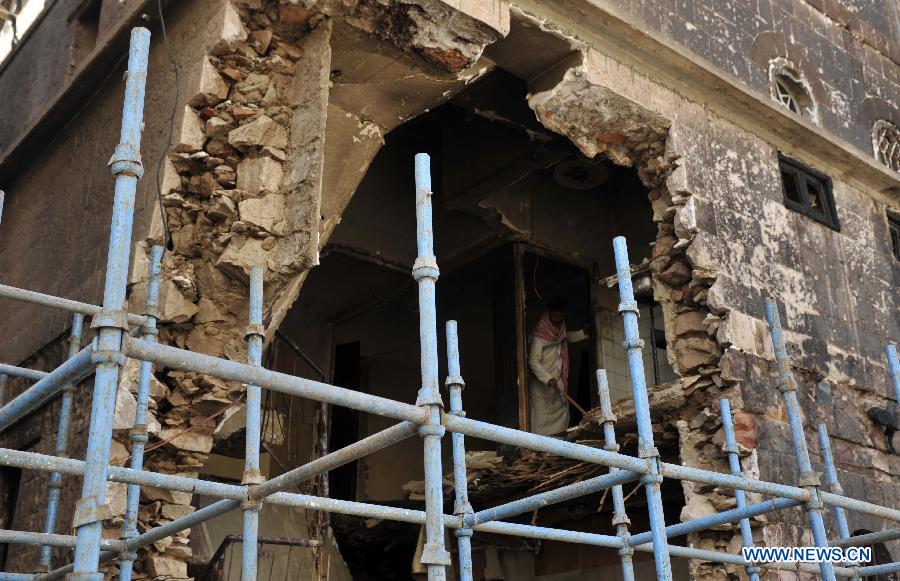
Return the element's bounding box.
[112,0,507,577]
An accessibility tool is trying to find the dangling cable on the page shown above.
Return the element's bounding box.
[532,253,542,300]
[154,0,177,251]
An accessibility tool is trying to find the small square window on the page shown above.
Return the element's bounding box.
[778,154,839,230]
[888,212,900,261]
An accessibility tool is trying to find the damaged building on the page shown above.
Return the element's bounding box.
[0,0,898,579]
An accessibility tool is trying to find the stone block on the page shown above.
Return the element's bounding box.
[189,60,229,108]
[228,115,287,151]
[160,279,199,323]
[157,428,214,454]
[146,556,188,578]
[210,1,248,55]
[217,236,268,277]
[173,106,205,153]
[236,156,283,195]
[239,193,286,233]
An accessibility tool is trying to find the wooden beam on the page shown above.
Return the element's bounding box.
[445,140,574,212]
[514,243,530,432]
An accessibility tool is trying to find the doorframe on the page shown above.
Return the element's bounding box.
[513,241,602,430]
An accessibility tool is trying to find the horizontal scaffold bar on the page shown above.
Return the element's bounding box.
[0,346,95,432]
[831,527,900,548]
[471,469,641,525]
[0,448,875,580]
[0,530,121,552]
[120,336,900,525]
[0,364,47,381]
[0,284,144,326]
[627,497,802,546]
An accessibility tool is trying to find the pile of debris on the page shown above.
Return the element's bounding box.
[403,382,685,507]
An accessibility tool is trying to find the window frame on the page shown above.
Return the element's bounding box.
[778,154,840,231]
[888,211,900,261]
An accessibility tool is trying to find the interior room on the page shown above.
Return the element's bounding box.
[195,67,683,580]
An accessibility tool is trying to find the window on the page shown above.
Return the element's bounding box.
[769,57,818,123]
[873,120,900,172]
[778,154,839,230]
[889,212,900,261]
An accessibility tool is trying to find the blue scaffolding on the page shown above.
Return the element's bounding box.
[0,28,898,581]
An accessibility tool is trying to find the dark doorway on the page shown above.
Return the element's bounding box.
[330,342,362,501]
[521,251,593,427]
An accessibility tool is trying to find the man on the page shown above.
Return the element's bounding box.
[528,297,588,436]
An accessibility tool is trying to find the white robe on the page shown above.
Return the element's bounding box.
[528,329,587,436]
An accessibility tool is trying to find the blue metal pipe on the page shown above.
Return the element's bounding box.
[72,28,150,581]
[123,336,429,424]
[720,398,761,581]
[472,469,639,526]
[0,364,47,381]
[832,527,900,547]
[596,369,635,581]
[612,236,672,581]
[265,491,851,577]
[258,422,418,498]
[0,444,887,581]
[887,344,900,402]
[445,320,474,581]
[242,266,265,581]
[40,314,85,569]
[857,560,900,577]
[119,244,164,581]
[764,298,836,581]
[0,284,144,326]
[117,335,900,520]
[412,153,449,580]
[0,345,94,432]
[818,423,862,579]
[628,497,800,547]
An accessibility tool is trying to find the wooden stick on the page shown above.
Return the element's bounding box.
[561,389,589,415]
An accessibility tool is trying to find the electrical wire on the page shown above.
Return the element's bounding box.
[532,253,542,299]
[153,0,177,251]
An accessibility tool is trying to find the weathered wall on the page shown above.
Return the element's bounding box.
[0,0,231,366]
[524,34,899,578]
[574,0,900,159]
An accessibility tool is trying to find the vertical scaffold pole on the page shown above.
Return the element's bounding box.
[612,236,672,581]
[242,266,266,581]
[596,369,635,581]
[764,298,837,581]
[412,153,450,581]
[72,27,150,581]
[40,313,85,570]
[445,321,473,581]
[887,344,900,403]
[818,423,861,581]
[119,244,164,581]
[719,399,761,581]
